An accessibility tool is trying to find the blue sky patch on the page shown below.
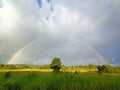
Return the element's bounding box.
[50,3,54,12]
[46,0,51,3]
[0,1,3,8]
[36,0,42,8]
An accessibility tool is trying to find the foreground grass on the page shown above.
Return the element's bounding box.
[0,71,120,90]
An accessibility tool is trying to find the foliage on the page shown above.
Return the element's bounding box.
[0,64,120,73]
[50,57,62,73]
[0,72,120,90]
[39,64,50,69]
[4,72,11,78]
[97,64,115,73]
[3,82,21,90]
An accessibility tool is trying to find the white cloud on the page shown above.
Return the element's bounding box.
[0,0,20,33]
[0,0,120,65]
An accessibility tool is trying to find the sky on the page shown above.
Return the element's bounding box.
[0,0,120,66]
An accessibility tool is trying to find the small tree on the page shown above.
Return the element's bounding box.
[97,64,113,74]
[50,57,61,73]
[97,65,103,73]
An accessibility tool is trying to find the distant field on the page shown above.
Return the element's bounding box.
[0,69,52,72]
[0,71,120,90]
[0,68,96,73]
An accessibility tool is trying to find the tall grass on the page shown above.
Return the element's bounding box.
[0,72,120,90]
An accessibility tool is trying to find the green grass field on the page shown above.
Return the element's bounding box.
[0,71,120,90]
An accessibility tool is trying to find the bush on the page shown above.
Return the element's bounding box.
[97,64,114,73]
[4,72,11,78]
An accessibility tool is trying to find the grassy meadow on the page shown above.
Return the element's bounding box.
[0,64,120,90]
[0,71,120,90]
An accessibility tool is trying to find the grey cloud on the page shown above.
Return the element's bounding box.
[9,38,106,65]
[0,0,120,65]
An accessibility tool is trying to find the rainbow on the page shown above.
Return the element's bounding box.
[7,39,38,64]
[7,40,108,64]
[80,41,107,64]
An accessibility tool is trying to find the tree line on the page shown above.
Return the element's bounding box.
[0,57,120,73]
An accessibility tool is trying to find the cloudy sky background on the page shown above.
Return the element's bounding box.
[0,0,120,65]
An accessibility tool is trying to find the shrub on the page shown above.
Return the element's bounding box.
[97,64,114,73]
[4,72,11,78]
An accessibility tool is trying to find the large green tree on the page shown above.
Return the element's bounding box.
[50,57,61,73]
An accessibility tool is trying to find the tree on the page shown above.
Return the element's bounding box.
[97,64,114,73]
[97,65,103,73]
[102,64,113,73]
[50,57,61,73]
